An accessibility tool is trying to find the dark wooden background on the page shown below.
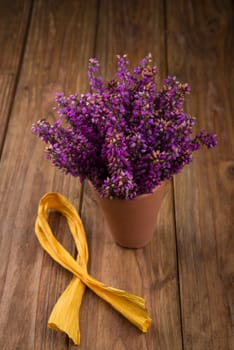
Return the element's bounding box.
[0,0,233,349]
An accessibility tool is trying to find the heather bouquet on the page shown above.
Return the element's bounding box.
[32,54,217,200]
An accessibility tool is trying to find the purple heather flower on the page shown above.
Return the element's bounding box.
[32,54,217,199]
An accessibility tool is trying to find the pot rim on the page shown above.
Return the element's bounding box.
[88,180,168,202]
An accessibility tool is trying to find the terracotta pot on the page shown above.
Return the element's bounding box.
[90,182,167,249]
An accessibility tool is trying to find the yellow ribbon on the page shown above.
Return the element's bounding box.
[35,192,152,345]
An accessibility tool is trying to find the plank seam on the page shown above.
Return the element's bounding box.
[92,0,101,59]
[172,177,185,350]
[163,0,185,348]
[68,0,101,348]
[0,0,35,159]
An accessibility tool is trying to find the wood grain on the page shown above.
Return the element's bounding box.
[166,0,234,349]
[74,1,183,349]
[0,0,98,348]
[1,0,233,349]
[0,0,33,153]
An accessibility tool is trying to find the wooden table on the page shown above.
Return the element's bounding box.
[0,1,233,349]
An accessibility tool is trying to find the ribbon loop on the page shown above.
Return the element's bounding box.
[35,192,152,345]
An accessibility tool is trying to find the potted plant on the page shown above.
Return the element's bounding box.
[32,54,217,248]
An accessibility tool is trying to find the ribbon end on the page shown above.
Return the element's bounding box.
[48,321,81,345]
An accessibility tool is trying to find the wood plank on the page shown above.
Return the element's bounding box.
[74,1,183,349]
[0,0,98,348]
[166,0,234,349]
[0,0,33,153]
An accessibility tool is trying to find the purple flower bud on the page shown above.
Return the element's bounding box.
[32,55,217,199]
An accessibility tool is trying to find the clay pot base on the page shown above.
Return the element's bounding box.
[90,182,168,249]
